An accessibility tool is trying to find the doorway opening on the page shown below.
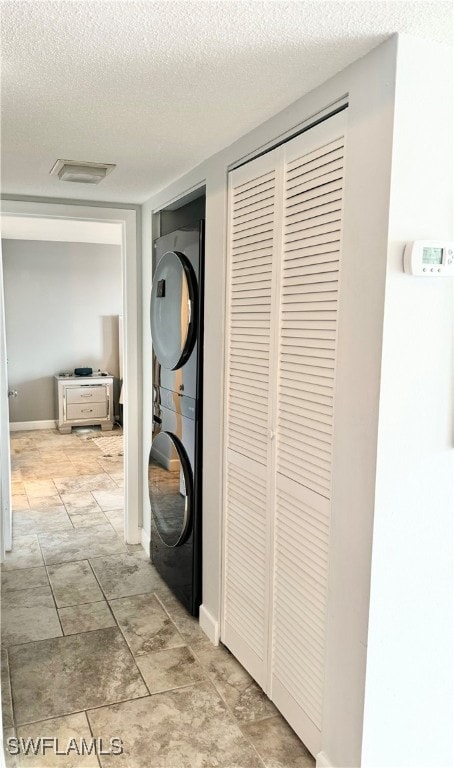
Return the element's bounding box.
[0,201,140,558]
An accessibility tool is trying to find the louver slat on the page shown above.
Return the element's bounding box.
[233,193,275,216]
[286,156,344,190]
[283,245,340,264]
[285,191,343,222]
[286,179,343,210]
[286,136,344,173]
[233,173,275,201]
[285,208,342,236]
[232,243,274,260]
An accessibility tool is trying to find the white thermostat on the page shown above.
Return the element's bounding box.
[404,240,454,276]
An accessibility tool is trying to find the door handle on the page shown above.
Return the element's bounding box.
[8,389,18,399]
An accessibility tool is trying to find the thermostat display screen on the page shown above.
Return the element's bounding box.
[422,247,443,265]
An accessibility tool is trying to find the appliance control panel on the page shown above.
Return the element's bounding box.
[404,241,454,276]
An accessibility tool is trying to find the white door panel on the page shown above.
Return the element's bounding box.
[223,111,347,756]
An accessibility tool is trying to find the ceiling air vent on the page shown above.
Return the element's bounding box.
[50,159,116,184]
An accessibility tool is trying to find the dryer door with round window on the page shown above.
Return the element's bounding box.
[150,251,197,371]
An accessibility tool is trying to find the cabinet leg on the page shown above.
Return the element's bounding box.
[101,423,114,431]
[58,426,71,434]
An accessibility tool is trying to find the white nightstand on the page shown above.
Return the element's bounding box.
[55,374,114,433]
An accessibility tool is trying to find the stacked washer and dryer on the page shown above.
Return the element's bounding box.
[149,222,204,616]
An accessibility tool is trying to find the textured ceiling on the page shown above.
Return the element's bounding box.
[1,1,452,204]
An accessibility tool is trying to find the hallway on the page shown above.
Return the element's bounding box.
[1,428,313,767]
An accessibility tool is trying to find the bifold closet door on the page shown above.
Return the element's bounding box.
[222,149,282,688]
[271,112,346,754]
[223,109,346,756]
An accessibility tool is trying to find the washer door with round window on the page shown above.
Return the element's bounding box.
[150,251,197,371]
[148,431,193,548]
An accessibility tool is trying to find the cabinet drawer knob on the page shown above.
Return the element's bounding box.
[81,408,93,413]
[80,393,93,398]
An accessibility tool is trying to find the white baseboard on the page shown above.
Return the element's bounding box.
[140,528,150,556]
[316,751,333,768]
[9,420,56,432]
[199,604,220,645]
[125,528,141,546]
[149,445,179,471]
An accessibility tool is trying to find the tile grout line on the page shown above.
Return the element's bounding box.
[193,675,269,768]
[36,517,127,558]
[105,586,178,604]
[84,708,103,768]
[3,623,126,651]
[86,559,121,630]
[51,596,113,611]
[11,672,217,731]
[59,485,111,531]
[11,454,90,646]
[235,712,289,766]
[153,591,203,648]
[3,647,17,733]
[86,559,157,698]
[14,692,153,729]
[1,637,205,718]
[186,641,242,721]
[43,559,66,638]
[188,638,278,737]
[15,672,265,731]
[31,528,66,640]
[3,660,17,737]
[2,563,47,573]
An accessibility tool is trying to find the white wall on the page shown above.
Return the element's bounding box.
[142,36,401,767]
[361,38,453,768]
[1,216,122,244]
[3,239,122,422]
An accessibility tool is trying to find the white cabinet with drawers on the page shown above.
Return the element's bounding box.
[55,374,114,433]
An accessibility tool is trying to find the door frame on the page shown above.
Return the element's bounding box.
[0,238,12,556]
[0,199,141,545]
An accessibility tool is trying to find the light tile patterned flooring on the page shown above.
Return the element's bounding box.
[1,427,314,767]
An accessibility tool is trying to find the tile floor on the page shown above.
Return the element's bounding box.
[1,427,314,767]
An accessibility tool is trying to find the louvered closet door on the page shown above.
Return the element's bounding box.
[222,149,283,687]
[271,111,346,755]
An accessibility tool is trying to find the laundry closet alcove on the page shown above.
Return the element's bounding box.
[222,109,346,756]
